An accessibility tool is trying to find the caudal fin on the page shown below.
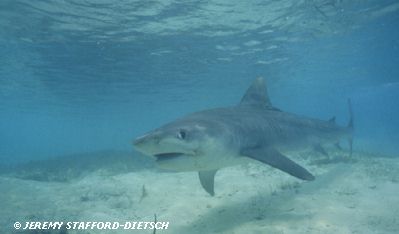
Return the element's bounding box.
[347,99,354,156]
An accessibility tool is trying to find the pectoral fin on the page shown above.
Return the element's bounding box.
[198,170,218,196]
[242,147,315,181]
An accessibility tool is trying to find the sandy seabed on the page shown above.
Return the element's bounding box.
[1,151,399,234]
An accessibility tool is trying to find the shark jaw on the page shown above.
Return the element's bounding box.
[133,134,202,171]
[133,128,237,172]
[151,151,202,171]
[134,142,197,165]
[153,152,185,162]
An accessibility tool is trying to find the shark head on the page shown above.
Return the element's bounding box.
[133,77,269,173]
[133,117,235,171]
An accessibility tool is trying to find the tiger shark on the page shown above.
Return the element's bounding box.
[133,77,353,196]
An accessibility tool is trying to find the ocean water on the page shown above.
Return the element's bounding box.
[1,1,399,234]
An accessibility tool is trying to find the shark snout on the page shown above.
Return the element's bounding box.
[133,135,147,146]
[133,133,159,147]
[133,136,145,146]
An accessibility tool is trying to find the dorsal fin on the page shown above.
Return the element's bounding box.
[328,116,336,123]
[240,77,273,108]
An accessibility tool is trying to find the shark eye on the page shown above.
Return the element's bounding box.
[177,130,186,140]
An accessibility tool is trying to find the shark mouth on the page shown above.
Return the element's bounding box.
[154,153,185,162]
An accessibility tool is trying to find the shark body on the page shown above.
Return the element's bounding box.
[133,78,353,196]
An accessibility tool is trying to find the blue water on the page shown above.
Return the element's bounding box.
[1,0,399,165]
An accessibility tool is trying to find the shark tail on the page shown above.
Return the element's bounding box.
[347,99,354,156]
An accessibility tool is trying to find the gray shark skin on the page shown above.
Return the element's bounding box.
[133,77,354,196]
